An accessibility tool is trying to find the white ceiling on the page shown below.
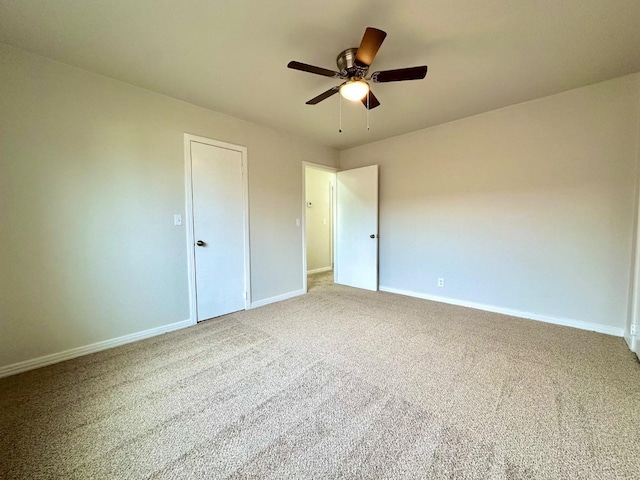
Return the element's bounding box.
[1,1,639,150]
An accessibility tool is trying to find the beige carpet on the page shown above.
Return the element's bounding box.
[1,272,639,479]
[307,269,334,291]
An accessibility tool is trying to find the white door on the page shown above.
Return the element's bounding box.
[190,140,247,321]
[335,165,379,291]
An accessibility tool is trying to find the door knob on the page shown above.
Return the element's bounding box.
[196,240,206,247]
[370,234,376,239]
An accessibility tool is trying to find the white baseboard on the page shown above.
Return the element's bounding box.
[250,289,306,309]
[307,267,332,275]
[624,332,638,356]
[379,286,625,337]
[0,318,192,379]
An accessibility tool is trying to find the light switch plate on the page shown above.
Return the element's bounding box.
[174,214,183,226]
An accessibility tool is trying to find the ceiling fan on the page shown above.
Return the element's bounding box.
[287,27,428,110]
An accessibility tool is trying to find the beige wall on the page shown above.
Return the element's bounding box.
[340,74,640,333]
[0,44,338,370]
[2,40,639,373]
[628,75,640,356]
[305,168,334,272]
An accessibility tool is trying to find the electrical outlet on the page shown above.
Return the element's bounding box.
[437,278,445,288]
[631,324,638,336]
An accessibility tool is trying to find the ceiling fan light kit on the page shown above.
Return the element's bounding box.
[287,27,428,122]
[340,80,370,101]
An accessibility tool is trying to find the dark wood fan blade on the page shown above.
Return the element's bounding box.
[354,27,387,67]
[287,61,341,78]
[371,66,428,83]
[306,86,341,105]
[361,90,381,109]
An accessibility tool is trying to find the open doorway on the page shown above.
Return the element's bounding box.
[303,163,337,292]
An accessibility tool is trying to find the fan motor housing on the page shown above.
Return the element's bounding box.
[337,48,368,78]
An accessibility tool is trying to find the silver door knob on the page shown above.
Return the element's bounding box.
[196,240,206,247]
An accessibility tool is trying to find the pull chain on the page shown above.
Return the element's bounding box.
[337,90,373,133]
[366,91,370,131]
[339,94,342,133]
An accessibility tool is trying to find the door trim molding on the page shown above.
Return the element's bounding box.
[184,134,251,325]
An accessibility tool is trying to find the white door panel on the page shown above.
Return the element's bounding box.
[191,141,246,321]
[335,165,379,291]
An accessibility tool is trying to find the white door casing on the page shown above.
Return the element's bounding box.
[184,134,250,323]
[335,165,379,291]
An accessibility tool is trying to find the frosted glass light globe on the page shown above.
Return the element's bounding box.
[340,80,369,101]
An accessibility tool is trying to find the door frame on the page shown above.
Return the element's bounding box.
[184,133,251,325]
[302,162,338,292]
